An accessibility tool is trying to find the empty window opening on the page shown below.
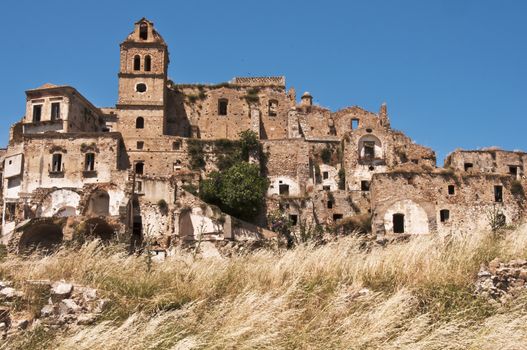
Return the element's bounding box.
[135,180,143,193]
[136,141,144,150]
[5,203,16,222]
[494,185,503,203]
[368,165,375,171]
[393,213,405,233]
[136,117,144,129]
[268,100,278,116]
[144,55,151,71]
[333,214,343,222]
[84,153,95,171]
[139,23,148,40]
[218,99,228,116]
[411,159,419,164]
[496,213,506,228]
[327,201,333,209]
[289,214,298,226]
[279,184,289,196]
[361,180,370,191]
[51,154,62,172]
[136,83,147,93]
[51,102,60,120]
[172,141,181,150]
[509,166,519,176]
[464,163,473,171]
[33,105,42,122]
[133,55,141,71]
[322,185,330,191]
[363,141,375,159]
[322,171,329,180]
[440,209,450,222]
[351,119,359,129]
[135,162,144,175]
[448,185,455,195]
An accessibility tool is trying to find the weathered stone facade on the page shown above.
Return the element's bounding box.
[2,18,525,251]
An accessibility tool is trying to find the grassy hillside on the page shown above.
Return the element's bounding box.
[2,226,527,349]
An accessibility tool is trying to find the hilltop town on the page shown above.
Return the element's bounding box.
[1,18,525,253]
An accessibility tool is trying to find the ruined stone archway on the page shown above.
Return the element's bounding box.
[18,222,63,254]
[37,189,81,217]
[358,134,383,160]
[82,218,116,241]
[86,190,110,216]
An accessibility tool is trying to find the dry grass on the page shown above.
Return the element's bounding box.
[2,225,527,349]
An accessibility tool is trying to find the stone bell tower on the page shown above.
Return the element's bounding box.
[116,18,169,137]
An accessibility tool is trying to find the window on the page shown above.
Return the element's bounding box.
[136,83,147,93]
[135,162,144,175]
[393,213,405,233]
[448,185,455,195]
[133,55,141,71]
[5,203,16,222]
[136,141,144,150]
[139,23,148,40]
[322,171,329,180]
[51,102,60,120]
[84,153,95,171]
[51,154,62,172]
[363,141,375,159]
[268,100,278,116]
[322,185,330,191]
[218,99,228,116]
[361,180,370,191]
[136,117,144,129]
[494,185,503,203]
[33,105,42,122]
[327,201,333,209]
[279,184,289,196]
[289,214,298,226]
[135,180,143,193]
[440,209,450,222]
[351,119,359,129]
[172,141,181,150]
[333,214,343,222]
[464,163,473,171]
[509,166,519,176]
[173,160,181,171]
[144,55,151,71]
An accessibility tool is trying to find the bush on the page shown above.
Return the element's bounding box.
[157,199,168,215]
[320,147,332,164]
[187,140,205,170]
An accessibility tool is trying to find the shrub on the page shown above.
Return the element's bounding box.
[320,147,332,164]
[338,168,346,190]
[157,199,168,215]
[187,140,205,170]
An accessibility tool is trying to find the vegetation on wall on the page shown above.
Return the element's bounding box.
[187,139,206,170]
[320,147,332,164]
[200,162,268,221]
[338,168,346,190]
[244,88,260,104]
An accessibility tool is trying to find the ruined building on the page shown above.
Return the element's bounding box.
[1,19,525,252]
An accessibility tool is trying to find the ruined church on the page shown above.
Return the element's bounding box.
[1,19,525,252]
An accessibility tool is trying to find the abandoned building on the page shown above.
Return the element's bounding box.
[1,18,525,252]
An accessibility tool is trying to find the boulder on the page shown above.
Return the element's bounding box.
[51,282,73,302]
[0,287,24,300]
[58,299,81,315]
[40,304,55,318]
[77,313,97,325]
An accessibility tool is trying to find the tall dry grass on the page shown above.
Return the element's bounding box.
[2,225,527,349]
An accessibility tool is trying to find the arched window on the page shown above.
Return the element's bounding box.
[218,99,228,116]
[133,55,141,71]
[144,55,151,71]
[268,99,278,116]
[358,135,383,160]
[136,117,144,129]
[139,23,148,40]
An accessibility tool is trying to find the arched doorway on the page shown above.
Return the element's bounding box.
[393,213,405,233]
[86,190,110,216]
[19,222,63,253]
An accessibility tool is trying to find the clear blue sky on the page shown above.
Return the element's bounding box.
[1,0,526,164]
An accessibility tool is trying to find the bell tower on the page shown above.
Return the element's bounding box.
[117,18,169,137]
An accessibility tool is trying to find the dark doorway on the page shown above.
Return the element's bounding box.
[279,184,289,196]
[393,213,405,233]
[132,215,143,250]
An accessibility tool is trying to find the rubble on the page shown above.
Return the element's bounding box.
[475,258,527,302]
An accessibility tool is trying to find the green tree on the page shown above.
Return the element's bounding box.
[200,162,268,221]
[239,130,260,161]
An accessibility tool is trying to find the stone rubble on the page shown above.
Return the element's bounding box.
[0,279,106,339]
[475,258,527,302]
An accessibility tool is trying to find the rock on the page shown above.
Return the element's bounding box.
[519,269,527,281]
[510,259,527,268]
[488,258,501,274]
[14,319,29,330]
[0,322,6,331]
[477,269,492,278]
[51,282,73,301]
[40,304,55,318]
[95,299,110,313]
[58,299,81,315]
[77,313,97,325]
[82,288,97,302]
[0,281,11,289]
[0,287,24,300]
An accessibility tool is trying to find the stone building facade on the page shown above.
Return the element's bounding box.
[1,18,525,251]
